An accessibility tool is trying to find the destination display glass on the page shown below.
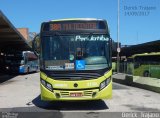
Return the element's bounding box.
[42,21,107,31]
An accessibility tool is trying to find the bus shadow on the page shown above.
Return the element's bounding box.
[32,95,109,111]
[0,73,17,84]
[20,71,39,75]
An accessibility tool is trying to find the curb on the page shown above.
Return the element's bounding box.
[113,74,160,93]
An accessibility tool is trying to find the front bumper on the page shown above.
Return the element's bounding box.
[40,80,112,101]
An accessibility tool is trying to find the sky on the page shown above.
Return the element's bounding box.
[0,0,160,45]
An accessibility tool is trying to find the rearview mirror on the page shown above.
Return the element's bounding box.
[32,34,40,54]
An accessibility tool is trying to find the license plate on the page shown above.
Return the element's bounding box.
[70,92,83,97]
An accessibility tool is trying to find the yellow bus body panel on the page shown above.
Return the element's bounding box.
[40,70,112,101]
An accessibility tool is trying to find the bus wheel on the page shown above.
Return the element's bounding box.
[143,71,150,77]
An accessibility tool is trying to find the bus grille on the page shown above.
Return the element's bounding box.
[60,90,94,97]
[48,72,101,80]
[84,90,93,96]
[60,91,70,97]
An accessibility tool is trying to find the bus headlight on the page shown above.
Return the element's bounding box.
[40,78,53,92]
[41,79,46,86]
[6,66,9,70]
[100,77,111,90]
[46,83,53,91]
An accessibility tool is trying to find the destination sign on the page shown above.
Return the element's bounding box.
[50,22,97,31]
[42,21,107,31]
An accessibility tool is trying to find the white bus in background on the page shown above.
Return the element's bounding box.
[5,51,39,74]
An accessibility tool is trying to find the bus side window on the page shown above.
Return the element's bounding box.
[134,63,140,69]
[24,54,27,64]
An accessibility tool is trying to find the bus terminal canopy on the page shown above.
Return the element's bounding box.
[120,40,160,57]
[0,11,31,51]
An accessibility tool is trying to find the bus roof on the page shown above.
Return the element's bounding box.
[130,52,160,58]
[50,18,105,22]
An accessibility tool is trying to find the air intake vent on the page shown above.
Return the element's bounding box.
[50,72,101,80]
[41,68,109,80]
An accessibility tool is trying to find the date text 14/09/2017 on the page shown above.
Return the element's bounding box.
[124,11,150,16]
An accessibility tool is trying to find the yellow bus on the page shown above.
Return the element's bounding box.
[127,52,160,78]
[33,18,112,101]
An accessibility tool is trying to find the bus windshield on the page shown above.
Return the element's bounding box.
[5,54,23,65]
[41,34,111,71]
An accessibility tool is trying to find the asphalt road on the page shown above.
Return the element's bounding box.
[0,72,160,117]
